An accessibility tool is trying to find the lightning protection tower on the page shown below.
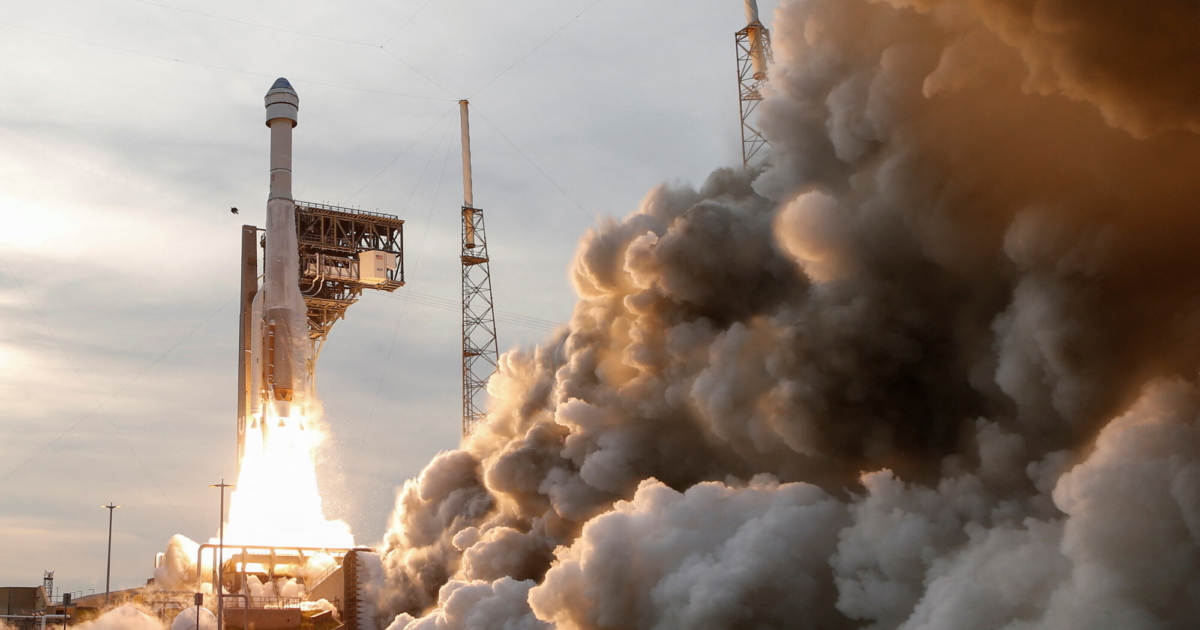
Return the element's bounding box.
[459,100,499,436]
[736,0,773,168]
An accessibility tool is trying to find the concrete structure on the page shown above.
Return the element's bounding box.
[0,587,49,616]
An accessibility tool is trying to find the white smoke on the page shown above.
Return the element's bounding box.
[368,0,1200,628]
[78,606,164,630]
[152,535,201,592]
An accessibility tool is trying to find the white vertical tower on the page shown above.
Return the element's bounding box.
[459,100,499,436]
[736,0,773,168]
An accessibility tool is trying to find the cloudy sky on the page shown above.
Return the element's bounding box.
[0,0,781,595]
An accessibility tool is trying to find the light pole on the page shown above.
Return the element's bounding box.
[101,503,121,607]
[209,480,234,630]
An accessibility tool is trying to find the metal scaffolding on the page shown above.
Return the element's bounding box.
[461,206,498,435]
[459,100,499,436]
[736,17,773,169]
[293,201,405,364]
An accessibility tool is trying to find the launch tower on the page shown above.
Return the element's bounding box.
[236,79,405,465]
[736,0,773,168]
[458,100,499,436]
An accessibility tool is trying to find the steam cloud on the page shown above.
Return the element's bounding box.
[368,0,1200,628]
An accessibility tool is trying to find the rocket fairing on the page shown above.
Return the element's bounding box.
[252,78,311,428]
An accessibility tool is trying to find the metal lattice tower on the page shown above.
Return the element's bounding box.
[293,202,405,364]
[459,100,499,436]
[736,0,773,169]
[43,571,54,604]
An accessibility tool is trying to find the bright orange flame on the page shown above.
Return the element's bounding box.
[219,407,354,549]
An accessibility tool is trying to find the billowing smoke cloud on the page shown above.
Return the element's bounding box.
[371,0,1200,628]
[77,606,164,630]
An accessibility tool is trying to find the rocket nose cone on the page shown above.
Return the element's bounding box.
[265,77,299,126]
[267,77,297,97]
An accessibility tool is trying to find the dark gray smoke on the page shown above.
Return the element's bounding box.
[372,0,1200,628]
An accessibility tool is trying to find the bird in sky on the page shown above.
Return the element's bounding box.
[231,207,239,214]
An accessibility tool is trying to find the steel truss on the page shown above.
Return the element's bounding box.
[461,206,498,436]
[736,21,773,169]
[294,201,405,364]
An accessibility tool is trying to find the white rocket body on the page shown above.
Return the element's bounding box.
[744,0,768,80]
[258,78,310,424]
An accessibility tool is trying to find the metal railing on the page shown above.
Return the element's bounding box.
[295,201,401,222]
[223,596,302,609]
[0,615,70,630]
[308,562,340,589]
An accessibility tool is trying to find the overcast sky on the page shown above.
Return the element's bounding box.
[0,0,780,593]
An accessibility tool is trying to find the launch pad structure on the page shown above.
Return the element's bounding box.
[236,204,405,462]
[736,0,773,168]
[458,100,499,437]
[221,77,405,630]
[235,82,406,466]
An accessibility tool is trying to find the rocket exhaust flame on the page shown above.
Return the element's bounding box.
[222,410,354,549]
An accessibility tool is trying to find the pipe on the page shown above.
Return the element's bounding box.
[1,614,70,630]
[744,0,759,24]
[459,100,474,209]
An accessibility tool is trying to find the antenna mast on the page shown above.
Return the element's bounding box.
[459,100,499,436]
[736,0,773,168]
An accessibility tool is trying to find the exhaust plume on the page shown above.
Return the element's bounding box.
[368,0,1200,627]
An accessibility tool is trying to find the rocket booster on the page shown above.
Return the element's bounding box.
[251,78,311,426]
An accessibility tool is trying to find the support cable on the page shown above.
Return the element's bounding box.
[0,19,456,102]
[471,105,595,222]
[349,114,458,481]
[378,47,459,103]
[349,105,457,199]
[130,0,380,47]
[0,252,213,538]
[378,291,560,332]
[400,115,460,214]
[468,0,604,99]
[380,0,441,48]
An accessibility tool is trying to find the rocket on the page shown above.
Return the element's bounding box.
[244,78,311,435]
